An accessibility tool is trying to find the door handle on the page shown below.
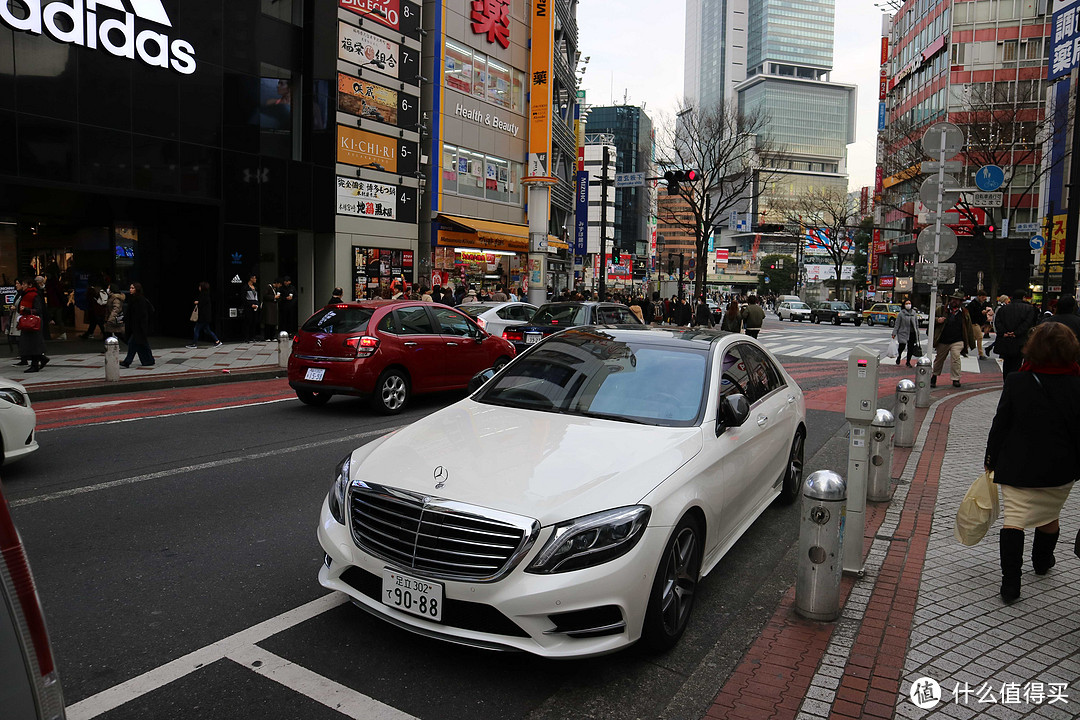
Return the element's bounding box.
[756,414,769,427]
[787,396,796,404]
[446,342,459,346]
[404,341,418,347]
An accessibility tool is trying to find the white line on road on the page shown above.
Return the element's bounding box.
[226,645,418,720]
[65,592,351,720]
[11,424,405,508]
[38,397,296,431]
[36,397,164,413]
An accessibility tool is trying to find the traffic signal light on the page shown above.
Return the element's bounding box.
[612,247,620,263]
[668,257,675,274]
[664,169,697,195]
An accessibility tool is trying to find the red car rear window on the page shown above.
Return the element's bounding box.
[301,307,374,334]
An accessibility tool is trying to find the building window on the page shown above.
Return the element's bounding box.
[442,143,523,206]
[1002,40,1018,62]
[446,41,475,94]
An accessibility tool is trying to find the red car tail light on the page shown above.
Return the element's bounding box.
[476,317,486,330]
[503,329,523,342]
[345,335,380,358]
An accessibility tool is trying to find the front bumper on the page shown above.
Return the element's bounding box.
[0,404,38,464]
[317,498,666,658]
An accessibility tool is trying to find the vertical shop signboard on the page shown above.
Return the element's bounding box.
[525,0,554,181]
[574,171,589,255]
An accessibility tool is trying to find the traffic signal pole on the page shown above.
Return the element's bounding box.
[599,146,610,300]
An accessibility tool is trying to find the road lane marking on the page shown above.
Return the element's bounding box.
[226,645,418,720]
[66,592,350,720]
[37,397,296,431]
[11,424,405,508]
[36,398,164,413]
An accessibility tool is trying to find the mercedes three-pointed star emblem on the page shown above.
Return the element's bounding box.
[434,465,448,490]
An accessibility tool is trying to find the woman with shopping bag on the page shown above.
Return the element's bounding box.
[984,322,1080,602]
[891,300,920,367]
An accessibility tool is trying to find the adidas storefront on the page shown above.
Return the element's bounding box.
[0,0,340,339]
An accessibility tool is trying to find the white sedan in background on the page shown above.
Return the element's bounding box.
[777,301,812,322]
[0,380,37,466]
[318,326,806,658]
[457,301,538,338]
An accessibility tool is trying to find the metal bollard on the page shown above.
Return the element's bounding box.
[795,470,847,621]
[277,330,292,369]
[894,379,916,448]
[868,409,895,502]
[914,356,933,408]
[104,336,120,382]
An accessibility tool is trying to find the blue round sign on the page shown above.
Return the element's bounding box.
[976,165,1005,192]
[1030,235,1045,250]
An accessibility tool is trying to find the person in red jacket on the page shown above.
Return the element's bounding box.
[16,277,48,373]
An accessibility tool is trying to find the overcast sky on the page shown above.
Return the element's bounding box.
[576,0,883,191]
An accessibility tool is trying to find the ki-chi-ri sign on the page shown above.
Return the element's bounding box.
[0,0,197,74]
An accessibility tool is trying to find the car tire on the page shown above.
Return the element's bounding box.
[867,318,874,327]
[296,389,332,406]
[855,319,862,327]
[641,514,703,653]
[372,368,410,414]
[888,318,896,328]
[776,431,805,506]
[833,316,841,326]
[493,355,511,371]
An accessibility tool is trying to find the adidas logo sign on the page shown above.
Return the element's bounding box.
[1,0,197,75]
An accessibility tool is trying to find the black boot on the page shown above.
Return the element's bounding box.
[1000,528,1024,602]
[23,361,40,374]
[1032,529,1059,575]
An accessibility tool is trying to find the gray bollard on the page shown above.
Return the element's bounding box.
[868,409,896,502]
[795,470,847,621]
[894,379,916,448]
[914,356,933,408]
[278,330,292,369]
[104,336,120,382]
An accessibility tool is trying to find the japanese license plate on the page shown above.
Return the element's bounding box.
[304,368,325,381]
[381,568,443,621]
[525,333,542,345]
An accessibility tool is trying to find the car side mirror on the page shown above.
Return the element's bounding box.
[468,367,496,393]
[716,394,750,434]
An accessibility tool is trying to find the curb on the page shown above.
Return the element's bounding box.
[706,385,999,720]
[23,367,288,402]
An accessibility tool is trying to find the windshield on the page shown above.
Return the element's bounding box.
[532,303,588,326]
[301,307,373,334]
[790,302,809,310]
[834,303,852,310]
[475,330,709,426]
[457,304,494,319]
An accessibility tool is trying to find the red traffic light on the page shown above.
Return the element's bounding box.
[685,169,697,181]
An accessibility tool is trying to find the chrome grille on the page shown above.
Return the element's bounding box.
[348,482,539,582]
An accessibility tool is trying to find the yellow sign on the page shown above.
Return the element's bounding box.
[337,125,398,172]
[1045,214,1067,271]
[437,229,528,253]
[882,164,920,189]
[337,73,398,126]
[526,0,554,181]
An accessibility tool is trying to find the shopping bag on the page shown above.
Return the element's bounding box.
[954,471,999,546]
[190,306,199,322]
[884,337,899,358]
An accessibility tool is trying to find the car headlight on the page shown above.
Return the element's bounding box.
[526,505,651,574]
[0,388,27,407]
[327,454,351,525]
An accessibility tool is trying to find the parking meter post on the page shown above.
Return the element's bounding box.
[914,356,933,408]
[278,331,292,369]
[868,409,896,502]
[894,379,917,448]
[104,336,120,382]
[843,346,878,574]
[795,470,847,621]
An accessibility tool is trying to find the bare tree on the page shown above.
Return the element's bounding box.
[772,186,861,302]
[656,100,783,300]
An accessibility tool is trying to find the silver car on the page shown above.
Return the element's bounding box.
[457,301,538,338]
[776,301,811,322]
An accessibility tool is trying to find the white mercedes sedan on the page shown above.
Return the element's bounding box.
[318,326,806,658]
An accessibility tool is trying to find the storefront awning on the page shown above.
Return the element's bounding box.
[547,235,568,250]
[437,214,529,253]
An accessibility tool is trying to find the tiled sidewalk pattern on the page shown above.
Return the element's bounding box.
[896,391,1080,719]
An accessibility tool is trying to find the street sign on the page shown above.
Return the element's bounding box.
[921,160,963,173]
[918,210,960,224]
[614,172,646,188]
[1030,235,1045,250]
[919,175,961,208]
[921,122,965,159]
[975,165,1005,192]
[914,263,957,283]
[916,226,958,260]
[964,191,1003,207]
[1015,222,1040,233]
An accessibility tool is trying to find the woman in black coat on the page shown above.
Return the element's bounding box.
[16,277,49,372]
[120,282,155,368]
[984,322,1080,602]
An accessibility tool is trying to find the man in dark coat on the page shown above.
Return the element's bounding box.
[279,276,297,334]
[674,297,693,326]
[1041,295,1080,343]
[994,289,1039,379]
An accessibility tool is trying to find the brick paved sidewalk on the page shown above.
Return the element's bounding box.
[706,387,1080,720]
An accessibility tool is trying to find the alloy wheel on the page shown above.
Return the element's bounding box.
[658,527,699,636]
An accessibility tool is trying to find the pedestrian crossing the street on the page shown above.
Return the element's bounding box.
[756,324,998,374]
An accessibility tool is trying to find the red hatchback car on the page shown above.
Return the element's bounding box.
[287,300,516,413]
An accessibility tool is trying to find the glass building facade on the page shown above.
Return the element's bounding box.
[746,0,835,75]
[738,80,852,162]
[584,106,654,253]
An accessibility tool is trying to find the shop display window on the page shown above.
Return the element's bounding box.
[487,59,511,109]
[442,143,524,206]
[442,146,458,193]
[472,54,487,100]
[458,148,487,199]
[446,41,474,94]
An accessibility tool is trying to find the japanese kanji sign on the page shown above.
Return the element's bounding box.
[339,0,421,41]
[471,0,510,48]
[338,177,418,224]
[1049,0,1080,80]
[526,0,554,181]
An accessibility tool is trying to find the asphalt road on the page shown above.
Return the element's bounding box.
[4,322,886,720]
